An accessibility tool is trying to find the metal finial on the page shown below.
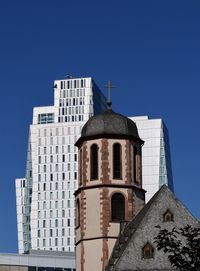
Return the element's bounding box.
[105,80,115,109]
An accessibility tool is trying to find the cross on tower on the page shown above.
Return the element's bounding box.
[105,80,115,109]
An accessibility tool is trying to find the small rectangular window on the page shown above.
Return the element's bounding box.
[67,219,70,226]
[67,200,70,208]
[50,229,53,237]
[67,237,70,245]
[38,113,54,124]
[74,172,77,180]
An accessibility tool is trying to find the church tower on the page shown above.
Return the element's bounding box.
[75,105,146,271]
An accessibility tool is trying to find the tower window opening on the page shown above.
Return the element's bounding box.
[113,143,122,179]
[90,144,98,180]
[111,193,125,222]
[76,199,80,228]
[133,146,139,183]
[79,149,83,185]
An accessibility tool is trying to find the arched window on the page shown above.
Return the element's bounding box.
[76,199,80,227]
[113,143,122,179]
[133,146,138,183]
[163,209,174,222]
[111,193,125,221]
[143,243,154,259]
[90,144,98,180]
[79,149,83,185]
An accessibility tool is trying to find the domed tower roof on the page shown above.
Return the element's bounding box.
[76,109,144,146]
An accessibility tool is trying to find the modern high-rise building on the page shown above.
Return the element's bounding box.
[16,76,173,254]
[130,116,173,202]
[16,77,107,253]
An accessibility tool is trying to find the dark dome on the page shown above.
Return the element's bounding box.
[80,109,140,140]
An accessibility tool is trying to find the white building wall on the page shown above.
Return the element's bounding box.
[29,122,83,252]
[130,116,173,202]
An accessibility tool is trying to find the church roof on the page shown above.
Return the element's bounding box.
[105,185,200,271]
[76,109,143,146]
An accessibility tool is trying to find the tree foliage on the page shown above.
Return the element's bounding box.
[154,225,200,271]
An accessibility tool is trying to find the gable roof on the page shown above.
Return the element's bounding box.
[105,185,199,271]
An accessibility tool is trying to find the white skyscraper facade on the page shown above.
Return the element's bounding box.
[16,77,173,254]
[130,116,173,202]
[16,77,107,253]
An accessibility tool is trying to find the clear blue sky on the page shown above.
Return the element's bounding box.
[0,0,200,253]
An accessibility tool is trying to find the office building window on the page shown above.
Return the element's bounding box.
[38,113,54,124]
[68,219,70,227]
[67,237,70,246]
[50,229,53,237]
